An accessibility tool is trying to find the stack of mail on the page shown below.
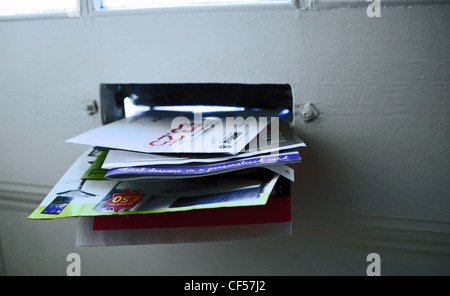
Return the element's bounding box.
[28,108,305,246]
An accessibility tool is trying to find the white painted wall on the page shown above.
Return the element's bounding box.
[0,2,449,275]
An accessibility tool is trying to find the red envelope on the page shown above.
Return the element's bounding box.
[92,195,291,231]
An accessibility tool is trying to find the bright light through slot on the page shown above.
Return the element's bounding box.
[124,98,245,118]
[124,96,150,118]
[153,105,246,113]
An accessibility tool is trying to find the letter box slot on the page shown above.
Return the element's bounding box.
[99,83,295,196]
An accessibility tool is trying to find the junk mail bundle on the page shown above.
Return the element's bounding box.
[28,108,305,246]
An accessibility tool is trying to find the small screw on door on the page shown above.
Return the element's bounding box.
[299,103,319,122]
[84,100,99,116]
